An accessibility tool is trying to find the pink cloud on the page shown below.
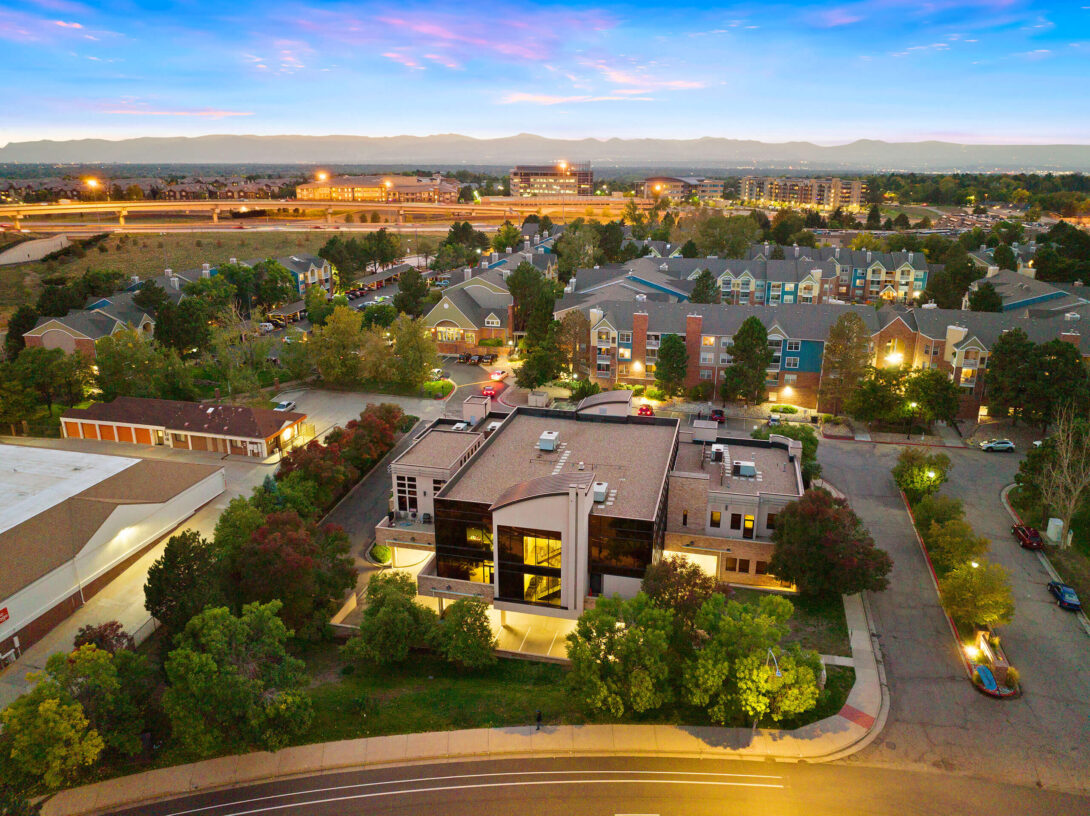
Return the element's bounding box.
[581,59,704,91]
[500,92,654,105]
[102,104,253,118]
[382,51,424,70]
[54,19,82,28]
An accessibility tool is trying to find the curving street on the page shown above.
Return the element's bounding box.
[109,756,1088,816]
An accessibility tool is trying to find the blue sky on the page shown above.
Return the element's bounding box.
[2,0,1089,144]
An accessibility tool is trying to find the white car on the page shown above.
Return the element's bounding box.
[979,438,1015,452]
[274,401,297,412]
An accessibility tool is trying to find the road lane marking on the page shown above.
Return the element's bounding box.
[162,769,784,816]
[213,779,787,816]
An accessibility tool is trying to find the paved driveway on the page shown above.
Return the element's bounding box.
[272,387,448,440]
[820,440,1090,792]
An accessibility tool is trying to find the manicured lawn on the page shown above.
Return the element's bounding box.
[730,588,851,657]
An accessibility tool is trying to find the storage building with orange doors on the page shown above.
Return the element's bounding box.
[61,396,306,458]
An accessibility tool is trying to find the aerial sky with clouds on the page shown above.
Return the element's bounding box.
[2,0,1088,144]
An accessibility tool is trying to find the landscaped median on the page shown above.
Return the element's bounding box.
[39,591,884,816]
[893,448,1021,698]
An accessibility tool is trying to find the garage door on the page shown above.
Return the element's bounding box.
[99,424,117,442]
[134,427,152,445]
[116,426,134,443]
[80,423,99,440]
[62,421,80,438]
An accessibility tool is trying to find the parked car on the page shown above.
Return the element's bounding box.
[1011,525,1044,550]
[1047,581,1082,611]
[258,322,275,334]
[490,370,508,381]
[482,384,496,397]
[469,355,481,365]
[430,368,449,380]
[274,400,297,412]
[457,353,471,364]
[638,404,655,417]
[709,409,725,423]
[979,439,1016,452]
[481,353,498,365]
[269,317,286,329]
[768,413,781,427]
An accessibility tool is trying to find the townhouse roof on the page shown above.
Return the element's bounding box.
[392,429,483,470]
[278,254,328,275]
[62,396,305,440]
[442,410,678,519]
[28,291,154,340]
[973,269,1072,308]
[746,244,931,271]
[588,300,884,340]
[0,446,221,598]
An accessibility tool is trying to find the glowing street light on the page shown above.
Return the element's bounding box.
[316,171,329,182]
[926,470,936,479]
[970,561,979,569]
[885,351,903,367]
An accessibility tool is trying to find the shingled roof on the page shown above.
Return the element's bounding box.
[63,397,304,440]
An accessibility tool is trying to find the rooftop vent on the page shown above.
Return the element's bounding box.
[1064,312,1081,322]
[711,443,728,463]
[452,422,469,431]
[593,481,608,502]
[538,430,559,451]
[486,421,502,432]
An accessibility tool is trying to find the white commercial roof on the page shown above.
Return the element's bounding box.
[0,444,139,534]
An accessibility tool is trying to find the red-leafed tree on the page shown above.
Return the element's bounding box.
[768,489,892,598]
[276,440,358,510]
[234,511,355,636]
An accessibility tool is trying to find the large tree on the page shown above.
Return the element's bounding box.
[491,220,522,253]
[654,333,689,396]
[392,267,430,316]
[555,310,590,376]
[311,305,363,385]
[1037,405,1090,549]
[390,314,439,388]
[431,598,498,670]
[304,283,333,326]
[904,367,961,426]
[923,519,990,576]
[984,328,1035,421]
[566,593,674,718]
[689,269,721,304]
[4,304,39,361]
[162,602,312,755]
[343,572,437,666]
[768,488,892,598]
[968,281,1003,312]
[95,330,196,401]
[891,447,952,504]
[144,530,222,632]
[939,560,1015,628]
[721,316,773,405]
[819,312,871,415]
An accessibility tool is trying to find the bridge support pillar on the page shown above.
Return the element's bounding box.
[325,208,333,224]
[12,213,21,231]
[211,207,219,224]
[397,209,404,224]
[118,210,126,227]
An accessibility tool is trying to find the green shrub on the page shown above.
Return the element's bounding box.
[398,414,419,433]
[370,544,392,564]
[687,383,713,401]
[1005,666,1020,687]
[771,404,799,414]
[569,379,601,401]
[645,386,666,401]
[633,385,646,397]
[422,380,454,398]
[913,494,964,531]
[477,338,504,347]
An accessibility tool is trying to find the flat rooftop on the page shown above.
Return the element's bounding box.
[393,429,483,470]
[443,411,678,519]
[673,439,801,497]
[0,445,138,533]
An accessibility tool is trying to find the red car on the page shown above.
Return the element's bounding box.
[638,404,654,416]
[710,409,726,423]
[1011,524,1043,550]
[482,384,496,397]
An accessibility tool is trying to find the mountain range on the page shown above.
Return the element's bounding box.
[2,133,1089,172]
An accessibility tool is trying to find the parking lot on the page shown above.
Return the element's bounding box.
[272,387,450,440]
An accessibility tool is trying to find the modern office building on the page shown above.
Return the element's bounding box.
[510,162,594,197]
[296,174,459,203]
[741,176,866,209]
[371,397,807,621]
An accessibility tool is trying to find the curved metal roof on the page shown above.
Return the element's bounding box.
[490,472,595,511]
[576,390,633,412]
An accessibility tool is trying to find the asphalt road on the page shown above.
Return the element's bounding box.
[820,439,1090,793]
[109,756,1088,816]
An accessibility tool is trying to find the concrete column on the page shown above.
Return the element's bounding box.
[211,208,219,224]
[500,610,507,626]
[325,208,333,224]
[118,210,126,227]
[438,597,445,614]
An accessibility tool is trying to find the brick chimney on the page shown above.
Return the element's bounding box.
[685,313,703,387]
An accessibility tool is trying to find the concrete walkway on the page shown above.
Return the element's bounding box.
[40,592,886,816]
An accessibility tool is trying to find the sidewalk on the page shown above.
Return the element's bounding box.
[40,590,887,816]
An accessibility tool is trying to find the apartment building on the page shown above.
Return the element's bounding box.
[747,244,931,302]
[295,174,459,203]
[741,176,866,209]
[641,176,723,200]
[423,268,515,354]
[510,163,594,197]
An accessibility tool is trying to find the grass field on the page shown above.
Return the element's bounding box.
[730,588,851,657]
[0,231,331,323]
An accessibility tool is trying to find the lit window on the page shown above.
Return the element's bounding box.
[710,511,722,528]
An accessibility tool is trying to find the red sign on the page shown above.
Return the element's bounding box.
[0,608,8,625]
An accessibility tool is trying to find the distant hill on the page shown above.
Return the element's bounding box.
[2,133,1089,171]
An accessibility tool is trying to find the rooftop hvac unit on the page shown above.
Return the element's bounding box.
[711,443,728,463]
[486,421,502,432]
[538,430,559,451]
[1064,312,1081,322]
[593,482,609,502]
[452,422,468,431]
[732,461,758,478]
